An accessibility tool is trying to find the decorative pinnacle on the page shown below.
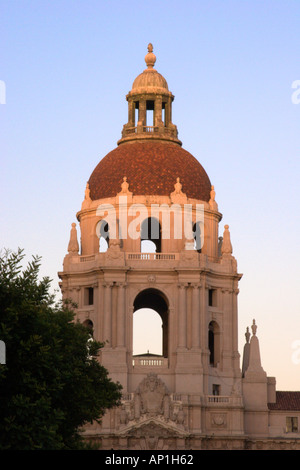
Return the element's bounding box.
[145,43,156,69]
[245,327,250,343]
[251,319,257,336]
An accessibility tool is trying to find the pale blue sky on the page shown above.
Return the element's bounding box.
[1,0,300,390]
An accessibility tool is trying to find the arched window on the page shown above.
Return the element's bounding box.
[83,319,94,338]
[208,321,220,367]
[133,308,162,356]
[141,239,157,253]
[193,221,203,253]
[97,220,109,252]
[141,217,161,253]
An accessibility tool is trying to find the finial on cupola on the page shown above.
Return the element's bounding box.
[145,43,156,69]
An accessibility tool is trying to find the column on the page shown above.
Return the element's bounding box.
[221,288,233,371]
[117,283,126,347]
[178,284,187,349]
[103,283,112,346]
[192,284,200,349]
[138,99,146,127]
[154,96,162,126]
[232,287,240,372]
[128,100,135,127]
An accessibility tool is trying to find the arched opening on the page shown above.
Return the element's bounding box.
[162,102,166,126]
[133,288,169,359]
[141,217,161,253]
[133,308,162,356]
[97,220,109,253]
[141,240,157,253]
[134,101,139,126]
[146,100,155,126]
[193,221,203,253]
[83,319,94,335]
[208,321,220,367]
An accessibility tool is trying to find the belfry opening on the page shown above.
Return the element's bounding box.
[133,288,169,359]
[140,217,161,253]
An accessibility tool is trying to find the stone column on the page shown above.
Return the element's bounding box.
[232,287,241,372]
[165,98,170,127]
[103,283,112,346]
[128,100,135,127]
[168,306,175,364]
[138,99,146,127]
[178,284,187,349]
[199,283,207,354]
[221,288,233,371]
[117,283,126,347]
[154,96,162,126]
[192,284,200,349]
[199,281,209,394]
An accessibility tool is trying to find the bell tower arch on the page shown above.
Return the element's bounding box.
[133,288,169,359]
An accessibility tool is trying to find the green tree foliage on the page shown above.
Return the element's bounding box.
[0,249,122,449]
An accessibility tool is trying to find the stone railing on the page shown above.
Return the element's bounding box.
[122,125,178,138]
[143,126,159,133]
[132,356,168,368]
[80,254,95,263]
[122,392,134,402]
[126,253,179,261]
[203,395,243,406]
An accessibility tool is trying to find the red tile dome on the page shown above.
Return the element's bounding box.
[88,141,211,202]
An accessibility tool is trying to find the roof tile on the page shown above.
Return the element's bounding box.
[268,392,300,411]
[88,142,211,202]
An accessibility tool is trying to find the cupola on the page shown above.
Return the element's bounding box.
[118,44,181,146]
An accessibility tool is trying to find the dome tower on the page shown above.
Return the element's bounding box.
[59,45,244,450]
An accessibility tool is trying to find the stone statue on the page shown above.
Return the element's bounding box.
[245,327,250,343]
[170,177,187,204]
[67,223,79,255]
[251,319,257,336]
[209,185,218,210]
[221,225,233,255]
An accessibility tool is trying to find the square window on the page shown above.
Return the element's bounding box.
[286,417,298,433]
[84,287,94,306]
[209,289,217,307]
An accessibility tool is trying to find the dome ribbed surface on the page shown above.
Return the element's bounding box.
[88,142,211,201]
[132,70,169,91]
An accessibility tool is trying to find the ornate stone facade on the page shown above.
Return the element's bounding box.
[59,45,300,450]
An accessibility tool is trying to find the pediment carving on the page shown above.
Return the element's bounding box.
[118,416,189,452]
[125,418,187,438]
[124,418,186,450]
[119,374,186,433]
[136,373,168,417]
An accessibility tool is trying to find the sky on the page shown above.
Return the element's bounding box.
[1,0,300,390]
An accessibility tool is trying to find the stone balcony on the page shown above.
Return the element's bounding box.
[121,125,178,137]
[117,123,181,145]
[132,354,169,368]
[203,395,244,407]
[61,250,240,276]
[126,252,179,261]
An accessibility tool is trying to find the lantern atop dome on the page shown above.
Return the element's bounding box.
[118,44,181,146]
